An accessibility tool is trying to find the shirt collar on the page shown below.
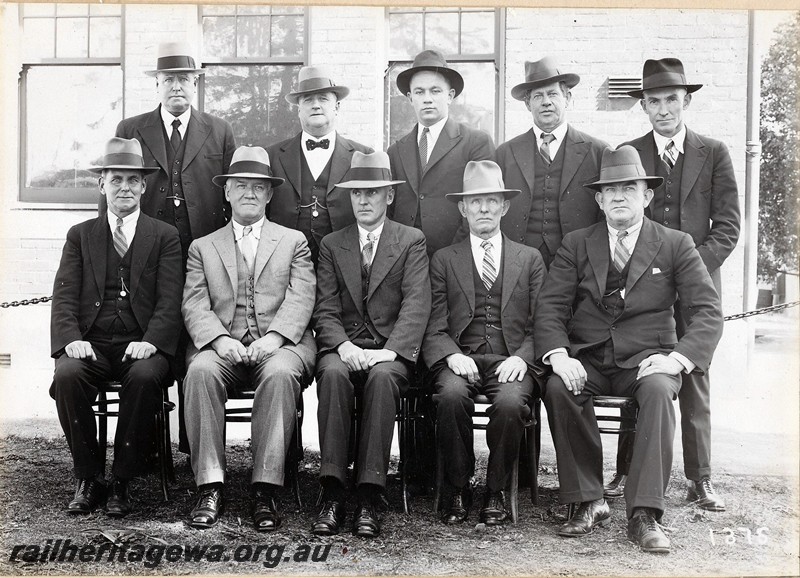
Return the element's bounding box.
[232,216,266,241]
[107,208,140,229]
[160,106,191,132]
[418,116,448,144]
[358,220,385,243]
[470,230,503,251]
[653,124,686,155]
[302,130,337,148]
[606,218,643,239]
[533,121,568,145]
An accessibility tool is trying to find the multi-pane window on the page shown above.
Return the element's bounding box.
[19,3,123,203]
[385,7,502,147]
[200,5,307,148]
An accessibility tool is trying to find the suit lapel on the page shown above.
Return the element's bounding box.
[560,126,589,197]
[424,118,461,177]
[182,108,211,169]
[337,226,364,312]
[636,133,658,177]
[89,218,108,298]
[585,224,610,299]
[129,215,155,301]
[137,107,168,173]
[509,129,536,194]
[367,221,400,302]
[680,129,708,205]
[212,224,238,293]
[626,219,662,294]
[500,238,523,312]
[398,129,421,195]
[253,220,281,283]
[327,136,353,195]
[451,241,476,312]
[279,134,304,197]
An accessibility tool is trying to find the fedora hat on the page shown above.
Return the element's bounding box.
[511,56,580,101]
[396,49,464,97]
[626,58,703,99]
[446,160,520,201]
[145,41,205,77]
[88,137,159,174]
[212,146,284,187]
[285,66,350,105]
[337,151,405,189]
[585,146,664,191]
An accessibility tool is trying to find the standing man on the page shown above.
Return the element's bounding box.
[50,137,183,517]
[267,66,373,266]
[606,58,740,510]
[388,50,495,256]
[312,151,431,538]
[496,57,608,268]
[535,146,723,553]
[423,160,545,526]
[181,146,316,531]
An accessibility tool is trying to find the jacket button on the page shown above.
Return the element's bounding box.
[420,195,425,200]
[611,325,616,330]
[95,302,100,307]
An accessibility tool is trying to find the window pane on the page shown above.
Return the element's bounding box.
[389,13,423,60]
[89,17,121,58]
[23,18,55,60]
[23,3,56,17]
[56,3,88,16]
[271,15,304,58]
[90,4,121,16]
[204,65,302,147]
[461,11,494,54]
[237,16,270,58]
[24,66,123,194]
[386,63,417,144]
[424,12,458,55]
[237,4,272,15]
[56,18,89,58]
[203,16,236,58]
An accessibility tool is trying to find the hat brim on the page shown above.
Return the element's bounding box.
[88,165,160,175]
[212,173,285,187]
[626,83,703,99]
[511,73,581,101]
[285,86,350,105]
[145,68,206,77]
[397,66,464,98]
[585,176,664,192]
[337,179,405,189]
[446,188,520,201]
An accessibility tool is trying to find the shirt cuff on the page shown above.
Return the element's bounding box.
[669,351,695,374]
[543,347,569,365]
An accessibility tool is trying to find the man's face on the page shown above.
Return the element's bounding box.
[407,71,454,127]
[100,169,146,218]
[595,180,653,230]
[458,192,510,239]
[641,86,691,138]
[297,91,339,137]
[526,81,571,133]
[350,186,394,231]
[225,178,273,226]
[157,72,198,116]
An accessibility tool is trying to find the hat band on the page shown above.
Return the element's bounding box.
[295,77,337,94]
[227,160,274,177]
[101,153,146,168]
[643,71,688,90]
[464,178,504,193]
[346,166,393,182]
[156,55,197,71]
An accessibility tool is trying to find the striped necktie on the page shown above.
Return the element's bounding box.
[540,132,556,164]
[419,127,430,170]
[113,217,128,258]
[480,240,497,290]
[613,230,630,272]
[662,140,677,171]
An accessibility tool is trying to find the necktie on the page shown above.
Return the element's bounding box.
[113,217,128,258]
[419,127,430,170]
[540,132,556,165]
[170,119,182,152]
[361,232,375,275]
[662,140,677,171]
[306,138,330,151]
[480,240,497,290]
[241,226,255,273]
[613,230,630,272]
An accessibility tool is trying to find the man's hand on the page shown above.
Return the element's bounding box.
[364,349,397,367]
[122,341,157,362]
[637,354,684,379]
[550,352,587,395]
[446,353,479,384]
[245,332,285,366]
[495,355,528,383]
[65,340,97,361]
[338,341,369,373]
[211,335,248,365]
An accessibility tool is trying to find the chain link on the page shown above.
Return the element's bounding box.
[0,296,52,308]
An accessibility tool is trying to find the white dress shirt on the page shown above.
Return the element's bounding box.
[533,121,569,159]
[653,124,686,157]
[469,231,502,275]
[302,130,337,180]
[107,209,140,247]
[418,116,448,165]
[232,216,264,258]
[161,106,191,141]
[358,221,385,268]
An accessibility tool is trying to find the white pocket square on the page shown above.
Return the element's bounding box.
[652,267,662,274]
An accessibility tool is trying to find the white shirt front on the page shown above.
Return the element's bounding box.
[469,231,503,276]
[302,130,337,180]
[161,106,191,141]
[418,116,448,165]
[232,216,264,258]
[653,124,686,157]
[107,209,140,247]
[358,221,385,267]
[533,121,569,160]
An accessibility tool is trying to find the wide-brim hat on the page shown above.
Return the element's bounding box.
[511,56,580,101]
[285,66,350,105]
[145,41,206,77]
[585,145,664,191]
[337,151,405,188]
[626,58,703,99]
[446,160,520,201]
[396,49,464,97]
[88,137,160,174]
[212,146,284,187]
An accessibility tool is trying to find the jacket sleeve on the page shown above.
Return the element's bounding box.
[421,250,462,368]
[266,234,316,345]
[140,227,184,356]
[697,141,740,272]
[510,249,546,365]
[312,237,352,355]
[181,241,231,350]
[50,225,86,357]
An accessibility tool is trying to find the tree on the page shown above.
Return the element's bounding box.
[759,11,800,282]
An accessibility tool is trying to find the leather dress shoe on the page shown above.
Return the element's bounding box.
[188,485,224,529]
[603,473,627,499]
[68,478,106,514]
[312,500,346,536]
[627,508,670,553]
[479,490,508,526]
[441,487,471,525]
[687,476,726,512]
[352,503,380,538]
[106,478,132,518]
[252,488,281,532]
[557,498,610,537]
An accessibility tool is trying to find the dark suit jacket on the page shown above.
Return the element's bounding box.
[388,118,495,255]
[112,106,236,240]
[266,132,373,232]
[50,213,184,357]
[622,128,740,277]
[313,219,431,363]
[534,218,723,373]
[423,236,546,369]
[496,125,607,245]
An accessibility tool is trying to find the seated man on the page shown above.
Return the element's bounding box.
[181,146,316,531]
[50,137,183,517]
[423,160,545,525]
[535,146,723,553]
[312,151,431,538]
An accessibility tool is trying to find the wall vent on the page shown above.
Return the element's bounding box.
[608,77,641,99]
[0,354,11,367]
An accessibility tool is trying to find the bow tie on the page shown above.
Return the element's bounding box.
[306,138,330,151]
